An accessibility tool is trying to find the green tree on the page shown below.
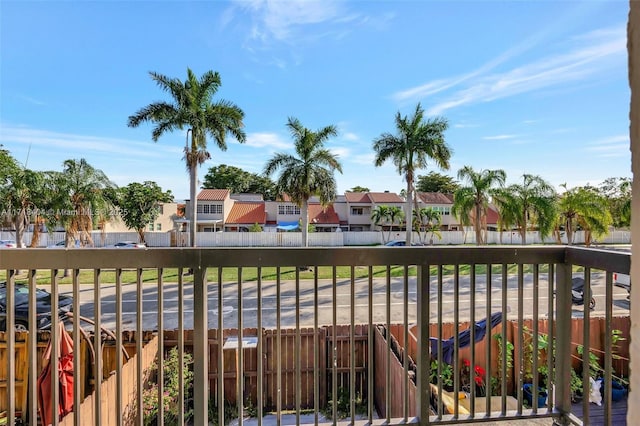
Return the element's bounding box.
[371,205,391,243]
[128,68,246,247]
[557,184,612,245]
[349,186,370,193]
[452,166,506,245]
[264,117,342,247]
[248,223,262,232]
[416,171,460,194]
[388,206,405,237]
[373,103,451,245]
[202,164,276,200]
[0,168,44,248]
[414,207,441,245]
[493,174,556,245]
[50,159,116,248]
[109,181,174,244]
[597,177,631,228]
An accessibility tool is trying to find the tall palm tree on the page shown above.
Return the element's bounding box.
[0,168,43,248]
[557,184,612,245]
[452,166,506,245]
[493,174,556,245]
[128,68,246,247]
[373,103,451,245]
[264,117,342,247]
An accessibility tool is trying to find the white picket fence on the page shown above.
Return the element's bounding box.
[0,229,631,248]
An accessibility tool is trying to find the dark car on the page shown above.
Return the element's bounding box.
[0,282,73,331]
[384,240,424,246]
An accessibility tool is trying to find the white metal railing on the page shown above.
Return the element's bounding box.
[0,246,631,425]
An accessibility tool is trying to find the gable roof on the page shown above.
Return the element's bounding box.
[308,204,340,224]
[197,189,230,201]
[225,202,266,225]
[416,192,454,205]
[344,192,371,203]
[367,192,404,203]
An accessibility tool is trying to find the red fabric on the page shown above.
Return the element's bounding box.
[37,322,74,426]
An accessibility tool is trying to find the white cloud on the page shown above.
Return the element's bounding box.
[482,134,520,141]
[342,132,358,141]
[245,132,290,149]
[392,25,625,116]
[587,134,629,157]
[330,147,350,158]
[0,125,181,158]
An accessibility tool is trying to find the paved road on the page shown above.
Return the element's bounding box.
[58,273,630,331]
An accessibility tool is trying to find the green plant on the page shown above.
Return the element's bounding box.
[208,400,238,425]
[570,368,583,402]
[143,347,194,425]
[576,344,601,380]
[491,332,514,395]
[430,359,454,388]
[324,387,367,419]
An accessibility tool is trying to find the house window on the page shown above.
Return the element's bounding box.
[158,205,164,215]
[278,204,300,215]
[197,203,223,214]
[149,224,154,231]
[351,207,364,216]
[156,223,162,231]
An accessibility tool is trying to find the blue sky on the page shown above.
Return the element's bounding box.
[0,0,631,201]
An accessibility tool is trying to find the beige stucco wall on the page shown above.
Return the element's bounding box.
[629,1,638,422]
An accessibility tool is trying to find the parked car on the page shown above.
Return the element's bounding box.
[384,240,424,246]
[47,240,81,249]
[0,240,17,248]
[614,273,631,300]
[0,281,73,331]
[108,241,146,248]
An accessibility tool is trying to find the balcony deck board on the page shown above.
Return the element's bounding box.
[570,398,627,425]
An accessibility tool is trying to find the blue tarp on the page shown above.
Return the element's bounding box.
[277,221,300,230]
[429,312,504,364]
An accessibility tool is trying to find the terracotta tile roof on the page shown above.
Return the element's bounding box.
[367,192,404,203]
[345,192,371,203]
[308,204,340,224]
[197,189,230,201]
[486,206,500,225]
[226,202,266,224]
[416,192,454,205]
[177,204,186,217]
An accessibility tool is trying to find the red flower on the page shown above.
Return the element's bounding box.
[462,359,471,367]
[474,375,484,386]
[474,365,486,376]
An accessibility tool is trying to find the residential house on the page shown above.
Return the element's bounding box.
[186,189,234,232]
[415,192,457,230]
[346,191,405,231]
[101,202,182,233]
[224,202,266,232]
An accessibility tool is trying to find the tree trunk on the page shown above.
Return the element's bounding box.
[301,201,309,247]
[29,216,41,248]
[566,219,574,245]
[405,180,413,245]
[189,162,198,248]
[14,209,26,248]
[138,228,146,244]
[474,203,483,246]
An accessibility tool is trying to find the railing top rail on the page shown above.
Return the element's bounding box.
[565,245,630,274]
[0,245,576,269]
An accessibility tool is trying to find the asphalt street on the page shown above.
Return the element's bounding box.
[57,273,630,332]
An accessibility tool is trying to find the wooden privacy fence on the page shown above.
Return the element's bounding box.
[163,325,370,411]
[0,329,155,423]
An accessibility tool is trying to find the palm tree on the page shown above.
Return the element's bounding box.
[52,159,116,247]
[371,205,391,243]
[493,174,556,245]
[373,103,451,245]
[128,68,246,247]
[557,184,612,245]
[263,117,342,247]
[0,168,43,248]
[414,207,441,245]
[452,166,506,245]
[388,206,405,240]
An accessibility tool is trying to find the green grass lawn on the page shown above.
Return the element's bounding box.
[7,263,580,286]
